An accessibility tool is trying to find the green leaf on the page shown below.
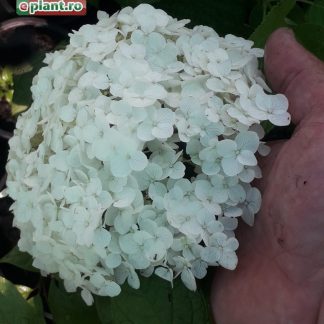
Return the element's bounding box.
[87,0,100,8]
[48,280,101,324]
[294,23,324,60]
[11,103,29,116]
[115,0,254,37]
[261,121,275,134]
[95,276,211,324]
[287,3,306,25]
[12,52,45,107]
[0,276,45,324]
[157,0,253,37]
[0,246,38,273]
[249,0,296,47]
[249,4,264,29]
[306,0,324,26]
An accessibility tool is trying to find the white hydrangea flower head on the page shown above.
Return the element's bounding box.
[6,4,290,305]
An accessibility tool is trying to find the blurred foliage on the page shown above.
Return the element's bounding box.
[0,67,13,103]
[48,281,101,324]
[0,246,38,273]
[306,0,324,25]
[0,66,28,117]
[294,23,324,59]
[95,276,210,324]
[1,0,324,323]
[0,276,45,324]
[0,67,27,117]
[11,53,45,108]
[153,0,255,37]
[250,0,296,47]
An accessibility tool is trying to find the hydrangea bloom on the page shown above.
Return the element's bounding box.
[6,4,290,305]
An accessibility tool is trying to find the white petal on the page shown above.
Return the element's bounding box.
[68,88,83,103]
[98,191,113,209]
[93,74,109,90]
[258,143,271,156]
[98,281,121,297]
[93,228,111,248]
[269,112,291,126]
[235,79,249,95]
[169,162,185,179]
[139,16,156,34]
[148,182,167,199]
[146,162,163,180]
[104,253,122,269]
[219,251,238,270]
[237,150,257,166]
[49,152,69,172]
[81,289,94,306]
[181,268,197,291]
[202,161,221,176]
[201,246,221,263]
[137,123,154,141]
[156,227,173,248]
[194,180,210,200]
[128,253,151,270]
[235,131,259,152]
[114,212,133,234]
[90,273,105,288]
[224,237,239,251]
[191,260,207,279]
[217,140,237,157]
[212,188,228,204]
[110,156,131,177]
[228,185,246,203]
[238,168,255,183]
[152,124,173,139]
[242,103,269,120]
[144,240,166,261]
[144,84,167,99]
[271,94,289,111]
[241,207,254,226]
[219,217,238,230]
[127,268,140,289]
[129,151,148,171]
[227,107,252,126]
[78,71,94,88]
[206,78,225,92]
[155,267,173,282]
[255,92,272,111]
[97,10,109,19]
[113,188,136,208]
[93,138,111,161]
[119,234,139,254]
[59,105,76,123]
[224,206,242,217]
[221,157,243,176]
[82,125,99,143]
[64,186,83,203]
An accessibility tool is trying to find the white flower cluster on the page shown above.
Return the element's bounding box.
[6,4,290,305]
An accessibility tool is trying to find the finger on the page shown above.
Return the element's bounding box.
[264,28,324,125]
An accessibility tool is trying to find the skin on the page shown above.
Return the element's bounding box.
[211,28,324,324]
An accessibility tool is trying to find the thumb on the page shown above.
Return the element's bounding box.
[264,28,324,125]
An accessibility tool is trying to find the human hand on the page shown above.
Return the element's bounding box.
[211,28,324,324]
